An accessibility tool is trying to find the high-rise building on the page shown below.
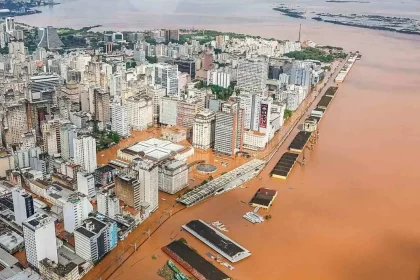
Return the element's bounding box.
[114,171,141,210]
[59,123,78,161]
[111,103,130,137]
[94,88,110,130]
[4,103,28,146]
[173,59,196,79]
[239,93,261,131]
[37,26,64,49]
[164,29,179,42]
[158,159,189,194]
[132,158,159,214]
[192,109,216,150]
[23,213,58,269]
[177,98,205,129]
[5,17,15,34]
[214,101,244,156]
[12,188,34,226]
[290,63,312,88]
[73,135,97,173]
[63,193,93,233]
[159,97,178,126]
[237,60,268,91]
[202,51,213,71]
[126,95,153,131]
[147,85,166,125]
[30,74,61,94]
[74,217,118,262]
[154,63,179,97]
[207,69,231,88]
[97,190,120,219]
[41,120,61,156]
[77,172,96,198]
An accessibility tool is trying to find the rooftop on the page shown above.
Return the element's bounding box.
[75,217,107,238]
[40,258,77,277]
[121,138,186,162]
[23,213,54,230]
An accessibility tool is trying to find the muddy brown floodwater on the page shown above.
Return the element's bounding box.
[87,22,420,280]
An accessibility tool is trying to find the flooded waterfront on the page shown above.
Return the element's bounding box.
[16,1,420,279]
[91,25,420,279]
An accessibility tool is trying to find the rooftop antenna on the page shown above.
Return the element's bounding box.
[298,24,302,42]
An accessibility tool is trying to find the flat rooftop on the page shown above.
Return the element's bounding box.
[163,240,231,280]
[177,159,265,207]
[271,152,299,179]
[121,138,186,162]
[288,131,313,153]
[249,188,278,208]
[317,95,333,110]
[182,220,251,263]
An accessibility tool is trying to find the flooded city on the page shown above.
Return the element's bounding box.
[15,0,420,279]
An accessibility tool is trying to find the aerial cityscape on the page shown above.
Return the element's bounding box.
[0,0,418,280]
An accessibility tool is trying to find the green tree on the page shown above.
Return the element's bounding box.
[284,109,293,120]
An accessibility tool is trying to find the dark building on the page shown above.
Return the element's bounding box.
[173,59,196,79]
[268,65,283,80]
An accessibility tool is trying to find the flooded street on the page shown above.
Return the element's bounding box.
[21,1,420,278]
[100,25,420,279]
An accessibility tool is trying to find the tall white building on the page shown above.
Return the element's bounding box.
[237,60,268,91]
[126,95,153,130]
[97,190,120,219]
[12,188,35,226]
[73,135,97,173]
[239,93,261,131]
[23,213,58,269]
[132,158,159,214]
[147,85,166,125]
[159,97,178,126]
[154,63,179,97]
[63,193,93,233]
[77,172,96,198]
[74,217,118,262]
[207,70,231,88]
[158,159,189,194]
[60,123,78,161]
[5,17,15,34]
[192,109,216,150]
[111,103,130,137]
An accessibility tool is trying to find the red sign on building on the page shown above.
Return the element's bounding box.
[259,103,268,128]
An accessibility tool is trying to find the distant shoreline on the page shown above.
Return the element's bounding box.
[326,0,370,3]
[273,6,420,36]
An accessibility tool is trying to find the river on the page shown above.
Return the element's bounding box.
[16,1,420,279]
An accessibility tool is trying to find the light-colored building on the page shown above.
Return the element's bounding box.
[77,172,96,199]
[63,193,93,233]
[126,95,153,131]
[192,109,216,150]
[41,120,60,156]
[132,158,159,214]
[177,98,205,129]
[158,159,188,194]
[237,60,268,91]
[12,188,35,226]
[23,213,58,269]
[159,97,178,126]
[147,85,166,125]
[97,190,120,219]
[74,217,118,262]
[73,135,97,173]
[207,69,231,88]
[214,101,244,156]
[154,63,179,97]
[111,103,130,137]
